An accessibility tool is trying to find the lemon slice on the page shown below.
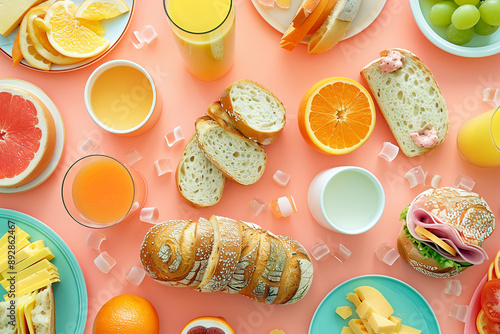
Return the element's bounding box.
[415,226,458,256]
[19,6,51,70]
[28,10,84,65]
[75,0,130,21]
[42,1,110,58]
[79,19,107,36]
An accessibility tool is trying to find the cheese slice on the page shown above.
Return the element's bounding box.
[15,292,31,334]
[0,237,32,280]
[388,316,401,332]
[0,259,58,288]
[341,327,355,334]
[361,319,374,334]
[346,292,362,308]
[0,0,45,36]
[0,247,54,279]
[336,306,353,320]
[398,324,421,334]
[414,225,457,256]
[24,289,38,334]
[356,300,376,319]
[367,313,396,333]
[0,225,30,249]
[4,270,53,300]
[0,240,45,275]
[348,319,369,334]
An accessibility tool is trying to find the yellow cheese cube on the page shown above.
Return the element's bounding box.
[347,292,362,308]
[349,319,369,334]
[341,327,355,334]
[361,318,375,334]
[367,313,396,333]
[336,306,353,320]
[398,324,421,334]
[354,286,394,318]
[356,300,376,319]
[388,316,401,332]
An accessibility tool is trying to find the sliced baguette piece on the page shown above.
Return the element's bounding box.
[176,133,226,208]
[218,80,286,145]
[361,48,449,157]
[308,0,361,54]
[195,116,267,186]
[0,299,17,334]
[31,285,56,334]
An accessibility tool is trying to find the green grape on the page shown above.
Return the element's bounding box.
[451,4,481,29]
[479,0,500,25]
[474,17,500,34]
[455,0,480,5]
[446,24,475,44]
[430,1,459,26]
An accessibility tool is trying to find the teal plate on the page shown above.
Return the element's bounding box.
[309,275,441,334]
[0,209,87,334]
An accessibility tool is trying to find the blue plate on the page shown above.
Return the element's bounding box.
[309,275,440,334]
[0,209,87,334]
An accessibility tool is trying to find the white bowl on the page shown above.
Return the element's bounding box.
[308,167,385,235]
[409,0,500,57]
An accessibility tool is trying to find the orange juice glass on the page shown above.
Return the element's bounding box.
[62,155,147,228]
[164,0,235,81]
[457,106,500,167]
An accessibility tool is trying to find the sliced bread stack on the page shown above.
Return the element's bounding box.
[176,80,286,208]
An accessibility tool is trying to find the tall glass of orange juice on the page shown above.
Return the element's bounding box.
[457,106,500,167]
[164,0,235,81]
[62,155,147,228]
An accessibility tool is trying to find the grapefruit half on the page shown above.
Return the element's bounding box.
[0,85,56,187]
[181,316,235,334]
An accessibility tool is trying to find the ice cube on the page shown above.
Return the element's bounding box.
[404,166,426,188]
[310,241,331,261]
[140,207,159,224]
[454,174,475,192]
[375,243,400,266]
[378,142,399,162]
[483,88,500,108]
[273,170,290,187]
[130,25,158,49]
[269,196,297,218]
[94,252,116,274]
[126,266,147,286]
[124,150,142,166]
[79,138,100,155]
[449,303,468,322]
[85,232,106,251]
[165,126,184,147]
[333,244,351,263]
[154,158,173,176]
[444,279,462,296]
[424,173,442,189]
[248,198,267,216]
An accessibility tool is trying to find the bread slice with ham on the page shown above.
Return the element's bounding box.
[140,216,313,304]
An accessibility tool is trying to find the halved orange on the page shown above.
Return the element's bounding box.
[298,77,376,155]
[181,316,235,334]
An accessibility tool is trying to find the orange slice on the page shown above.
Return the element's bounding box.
[18,6,51,70]
[75,0,130,20]
[181,316,235,334]
[477,309,500,334]
[12,29,23,67]
[488,261,497,281]
[298,77,376,155]
[41,1,110,58]
[415,226,457,256]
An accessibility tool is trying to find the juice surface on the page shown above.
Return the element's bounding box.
[167,0,231,33]
[457,108,500,167]
[323,170,381,232]
[72,157,134,224]
[90,66,154,131]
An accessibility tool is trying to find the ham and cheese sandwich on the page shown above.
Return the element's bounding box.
[398,187,495,278]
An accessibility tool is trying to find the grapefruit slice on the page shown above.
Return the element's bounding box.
[181,316,235,334]
[0,85,56,187]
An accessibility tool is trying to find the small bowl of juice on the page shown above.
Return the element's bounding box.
[84,60,162,136]
[62,155,147,228]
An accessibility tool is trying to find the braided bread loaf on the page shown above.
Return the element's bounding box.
[140,215,313,304]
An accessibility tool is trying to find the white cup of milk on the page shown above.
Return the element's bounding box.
[308,167,385,234]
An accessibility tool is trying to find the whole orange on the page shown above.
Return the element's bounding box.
[93,294,160,334]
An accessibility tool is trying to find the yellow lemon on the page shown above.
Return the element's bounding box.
[75,0,130,21]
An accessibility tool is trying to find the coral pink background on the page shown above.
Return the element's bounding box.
[1,0,500,333]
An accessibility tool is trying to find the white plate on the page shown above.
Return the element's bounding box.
[0,79,65,193]
[251,0,387,43]
[0,0,134,72]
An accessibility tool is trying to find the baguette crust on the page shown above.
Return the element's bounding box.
[361,48,449,157]
[140,216,313,304]
[219,80,286,145]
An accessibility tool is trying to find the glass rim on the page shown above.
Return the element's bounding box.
[490,105,500,152]
[163,0,233,35]
[61,154,136,229]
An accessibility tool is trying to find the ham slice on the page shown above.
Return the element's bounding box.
[407,207,488,265]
